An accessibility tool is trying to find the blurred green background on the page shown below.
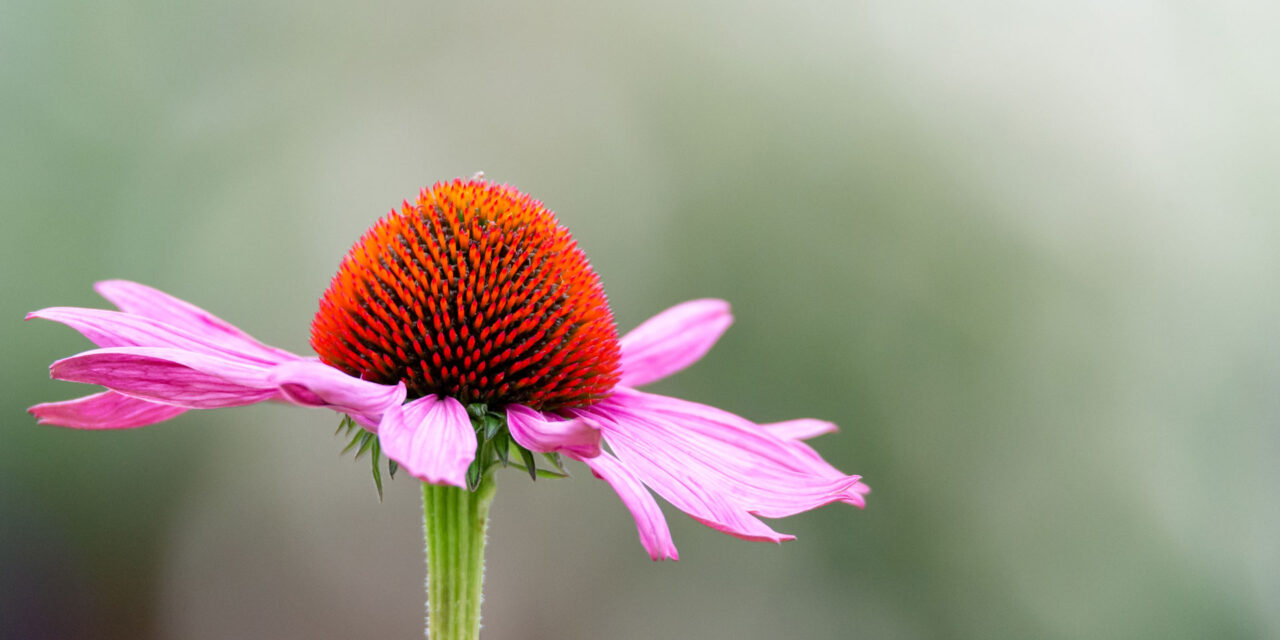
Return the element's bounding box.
[3,1,1278,638]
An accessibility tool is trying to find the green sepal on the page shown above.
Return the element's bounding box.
[543,452,568,476]
[482,413,503,440]
[355,431,376,459]
[466,403,488,420]
[341,431,361,454]
[493,432,511,467]
[518,446,538,481]
[371,443,385,500]
[335,414,358,436]
[466,437,492,491]
[508,461,571,479]
[334,415,398,500]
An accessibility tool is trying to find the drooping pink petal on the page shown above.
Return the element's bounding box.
[50,347,277,409]
[506,404,602,458]
[582,389,867,542]
[27,307,295,366]
[29,390,187,429]
[761,418,838,441]
[618,299,732,387]
[632,389,867,510]
[578,402,794,543]
[268,359,406,427]
[94,280,297,363]
[618,389,864,492]
[378,395,475,487]
[573,450,678,561]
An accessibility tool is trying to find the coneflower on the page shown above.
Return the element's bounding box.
[30,177,868,640]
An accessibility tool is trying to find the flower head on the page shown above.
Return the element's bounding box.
[29,177,867,560]
[311,180,620,410]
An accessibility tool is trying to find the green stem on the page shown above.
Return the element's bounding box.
[423,476,497,640]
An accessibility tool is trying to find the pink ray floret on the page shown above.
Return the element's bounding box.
[30,280,866,560]
[379,394,476,487]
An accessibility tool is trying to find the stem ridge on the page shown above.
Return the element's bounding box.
[423,477,497,640]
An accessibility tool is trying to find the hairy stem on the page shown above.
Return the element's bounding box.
[423,476,497,640]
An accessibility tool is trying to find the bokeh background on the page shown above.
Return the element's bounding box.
[3,1,1278,638]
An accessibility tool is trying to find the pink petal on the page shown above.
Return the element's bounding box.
[761,419,863,493]
[93,280,296,363]
[27,307,295,365]
[378,395,476,487]
[506,404,602,458]
[574,450,679,561]
[618,389,861,486]
[50,347,277,409]
[618,299,732,387]
[583,390,867,541]
[268,359,406,427]
[580,403,793,543]
[634,389,868,510]
[29,390,187,429]
[761,419,838,441]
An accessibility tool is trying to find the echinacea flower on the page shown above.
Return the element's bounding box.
[29,177,867,561]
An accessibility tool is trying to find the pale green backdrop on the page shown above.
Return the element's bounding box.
[3,1,1278,639]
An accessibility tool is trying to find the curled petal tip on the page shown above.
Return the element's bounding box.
[651,548,680,562]
[846,481,871,508]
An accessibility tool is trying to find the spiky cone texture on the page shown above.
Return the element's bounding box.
[311,180,620,411]
[28,177,868,560]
